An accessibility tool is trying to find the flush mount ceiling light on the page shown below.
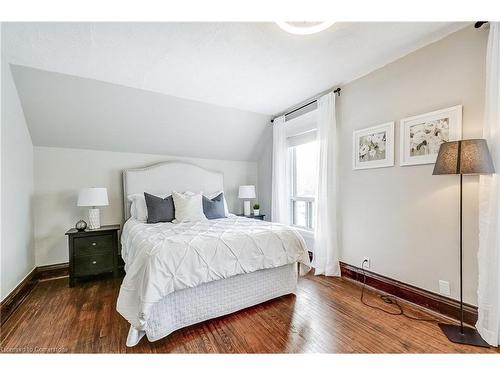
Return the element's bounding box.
[276,21,336,35]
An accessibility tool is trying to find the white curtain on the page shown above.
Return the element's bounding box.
[477,22,500,347]
[313,92,340,276]
[271,115,290,224]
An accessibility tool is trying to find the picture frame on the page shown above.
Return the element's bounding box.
[399,105,462,166]
[353,122,395,170]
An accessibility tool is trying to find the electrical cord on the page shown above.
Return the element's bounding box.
[359,260,438,322]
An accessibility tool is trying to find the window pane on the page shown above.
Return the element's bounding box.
[293,201,307,227]
[310,202,315,229]
[294,141,318,197]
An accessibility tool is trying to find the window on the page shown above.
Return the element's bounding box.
[290,140,318,230]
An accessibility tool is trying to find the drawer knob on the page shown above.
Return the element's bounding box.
[92,242,97,246]
[92,260,97,264]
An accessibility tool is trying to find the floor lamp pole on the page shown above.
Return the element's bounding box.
[438,173,489,347]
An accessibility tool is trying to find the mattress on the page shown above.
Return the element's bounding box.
[117,216,311,330]
[126,263,298,346]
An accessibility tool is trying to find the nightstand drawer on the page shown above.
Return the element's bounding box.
[74,253,114,276]
[74,234,113,255]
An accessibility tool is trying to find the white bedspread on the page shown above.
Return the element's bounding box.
[117,216,311,329]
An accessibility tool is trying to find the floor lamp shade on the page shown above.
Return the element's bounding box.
[433,139,495,175]
[77,188,109,230]
[238,185,256,216]
[433,139,494,348]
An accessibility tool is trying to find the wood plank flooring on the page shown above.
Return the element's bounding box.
[1,273,498,353]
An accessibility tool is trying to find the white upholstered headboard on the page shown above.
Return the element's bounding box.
[122,161,224,220]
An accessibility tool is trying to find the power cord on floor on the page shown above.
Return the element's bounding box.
[359,260,437,322]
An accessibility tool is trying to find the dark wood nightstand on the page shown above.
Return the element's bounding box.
[65,224,120,287]
[237,214,266,221]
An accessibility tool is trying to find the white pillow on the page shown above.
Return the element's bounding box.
[205,191,230,217]
[128,194,148,221]
[128,193,167,221]
[172,191,207,222]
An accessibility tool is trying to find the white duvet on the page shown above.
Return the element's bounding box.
[117,216,311,329]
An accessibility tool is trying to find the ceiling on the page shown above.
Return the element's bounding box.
[3,22,467,115]
[10,65,270,161]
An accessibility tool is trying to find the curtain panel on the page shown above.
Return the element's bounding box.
[271,115,290,224]
[313,92,340,276]
[477,22,500,347]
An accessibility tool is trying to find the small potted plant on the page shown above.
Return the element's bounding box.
[253,203,260,216]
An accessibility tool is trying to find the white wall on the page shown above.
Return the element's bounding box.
[33,146,258,266]
[338,26,487,305]
[1,25,35,300]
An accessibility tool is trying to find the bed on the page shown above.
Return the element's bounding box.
[116,161,311,346]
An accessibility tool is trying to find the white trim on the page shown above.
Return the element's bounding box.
[290,196,315,202]
[287,129,317,147]
[285,109,318,138]
[399,105,463,166]
[353,122,395,170]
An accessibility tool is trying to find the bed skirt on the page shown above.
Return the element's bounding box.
[126,263,298,347]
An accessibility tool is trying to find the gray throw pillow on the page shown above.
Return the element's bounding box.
[144,192,175,223]
[202,192,226,219]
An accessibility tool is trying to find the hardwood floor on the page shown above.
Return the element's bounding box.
[1,273,498,353]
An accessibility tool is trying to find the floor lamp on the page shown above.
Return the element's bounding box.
[433,139,494,348]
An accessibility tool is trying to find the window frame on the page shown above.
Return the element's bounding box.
[289,144,316,231]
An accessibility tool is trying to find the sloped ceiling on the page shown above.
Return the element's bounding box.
[2,22,468,161]
[10,65,270,161]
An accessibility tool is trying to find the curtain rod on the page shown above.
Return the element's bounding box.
[271,87,341,123]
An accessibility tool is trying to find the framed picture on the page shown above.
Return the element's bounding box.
[353,122,395,170]
[399,105,462,166]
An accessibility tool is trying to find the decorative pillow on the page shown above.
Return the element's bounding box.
[172,191,207,222]
[205,191,230,216]
[202,193,226,219]
[144,192,175,223]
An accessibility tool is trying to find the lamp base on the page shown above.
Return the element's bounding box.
[88,208,101,230]
[438,323,490,348]
[243,201,251,216]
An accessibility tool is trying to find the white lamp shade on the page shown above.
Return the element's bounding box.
[77,188,109,207]
[238,185,256,199]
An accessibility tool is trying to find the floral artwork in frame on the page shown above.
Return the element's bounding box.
[353,122,395,170]
[399,105,462,166]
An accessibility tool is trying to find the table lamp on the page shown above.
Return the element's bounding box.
[238,185,256,216]
[433,139,494,347]
[77,187,109,229]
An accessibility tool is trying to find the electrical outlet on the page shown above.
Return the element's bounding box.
[362,257,370,269]
[439,280,451,296]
